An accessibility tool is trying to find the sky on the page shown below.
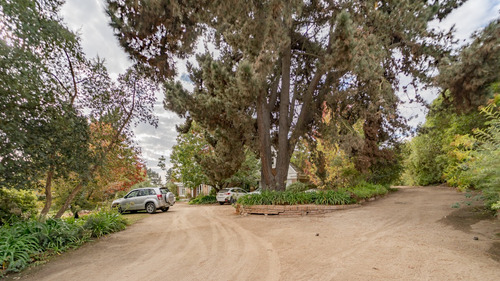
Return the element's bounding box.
[60,0,500,180]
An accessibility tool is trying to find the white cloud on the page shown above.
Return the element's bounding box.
[61,0,184,180]
[430,0,500,44]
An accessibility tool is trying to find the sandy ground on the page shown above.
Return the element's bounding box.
[7,186,500,281]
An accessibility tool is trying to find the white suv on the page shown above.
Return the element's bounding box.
[216,187,248,205]
[112,187,175,214]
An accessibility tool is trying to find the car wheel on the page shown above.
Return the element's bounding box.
[146,202,156,214]
[230,197,236,204]
[162,207,169,212]
[117,206,124,214]
[219,202,225,205]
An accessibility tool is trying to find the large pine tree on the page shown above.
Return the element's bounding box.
[107,0,466,190]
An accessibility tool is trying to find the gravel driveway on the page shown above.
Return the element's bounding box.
[8,186,500,281]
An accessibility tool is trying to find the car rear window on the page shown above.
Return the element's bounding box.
[219,188,230,193]
[160,188,170,194]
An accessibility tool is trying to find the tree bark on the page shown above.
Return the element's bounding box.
[276,41,292,191]
[256,89,275,190]
[54,182,84,218]
[40,165,55,217]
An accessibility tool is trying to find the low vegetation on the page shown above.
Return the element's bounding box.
[0,188,38,225]
[0,209,128,275]
[188,195,218,205]
[237,182,391,206]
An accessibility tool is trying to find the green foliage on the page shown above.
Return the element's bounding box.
[238,183,391,206]
[238,190,355,206]
[82,210,128,238]
[0,188,38,225]
[345,181,389,200]
[286,182,311,193]
[0,209,127,274]
[107,0,465,190]
[404,133,446,186]
[170,121,210,189]
[403,94,486,186]
[0,225,40,273]
[367,149,404,185]
[437,19,500,111]
[0,218,87,274]
[146,168,162,187]
[188,195,217,205]
[170,121,260,190]
[457,98,500,210]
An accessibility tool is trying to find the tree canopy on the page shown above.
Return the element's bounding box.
[107,0,467,190]
[1,0,158,218]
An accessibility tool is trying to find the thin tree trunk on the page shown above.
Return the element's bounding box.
[54,182,84,218]
[54,85,138,218]
[40,165,55,216]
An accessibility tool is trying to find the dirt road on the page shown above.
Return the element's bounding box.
[10,186,500,280]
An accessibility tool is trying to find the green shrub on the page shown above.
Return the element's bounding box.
[0,225,40,273]
[0,209,128,274]
[237,190,355,206]
[0,188,38,225]
[237,182,392,206]
[82,210,128,238]
[285,182,311,192]
[188,195,217,205]
[345,181,389,200]
[0,218,88,274]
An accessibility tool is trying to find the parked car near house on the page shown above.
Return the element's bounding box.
[216,187,248,205]
[112,187,175,214]
[248,187,262,194]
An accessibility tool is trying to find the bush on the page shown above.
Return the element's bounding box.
[82,210,128,238]
[0,188,38,225]
[188,195,217,205]
[237,190,355,206]
[285,182,311,192]
[0,209,127,274]
[344,181,389,200]
[0,218,88,274]
[237,182,392,206]
[0,224,40,273]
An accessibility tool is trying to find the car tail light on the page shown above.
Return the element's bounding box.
[226,193,231,195]
[157,194,162,200]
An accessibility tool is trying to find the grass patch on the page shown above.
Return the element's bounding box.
[343,181,390,200]
[123,213,149,225]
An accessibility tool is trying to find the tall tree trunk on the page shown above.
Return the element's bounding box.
[276,41,292,191]
[40,165,55,216]
[257,90,275,190]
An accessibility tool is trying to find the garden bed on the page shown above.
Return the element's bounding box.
[236,194,386,216]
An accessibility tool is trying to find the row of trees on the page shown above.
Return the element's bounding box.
[404,19,500,210]
[106,0,469,190]
[0,0,156,218]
